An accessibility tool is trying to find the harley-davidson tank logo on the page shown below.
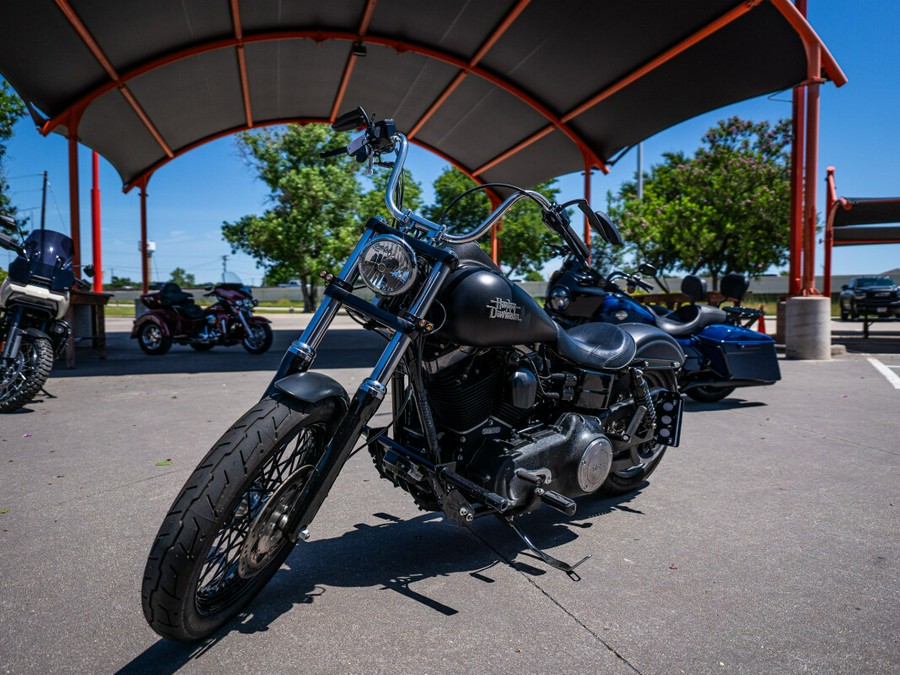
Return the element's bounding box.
[486,297,522,321]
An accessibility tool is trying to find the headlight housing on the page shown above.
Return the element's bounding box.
[357,235,417,296]
[548,286,570,311]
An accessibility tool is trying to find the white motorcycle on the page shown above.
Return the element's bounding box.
[0,215,91,412]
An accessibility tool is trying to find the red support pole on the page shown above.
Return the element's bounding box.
[139,180,149,294]
[823,166,836,298]
[583,164,592,256]
[489,193,502,266]
[789,85,805,296]
[91,151,103,292]
[67,131,81,279]
[801,69,821,295]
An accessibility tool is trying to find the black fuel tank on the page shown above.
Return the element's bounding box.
[433,268,558,347]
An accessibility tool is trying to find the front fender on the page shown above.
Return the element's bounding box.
[272,371,349,407]
[247,315,271,325]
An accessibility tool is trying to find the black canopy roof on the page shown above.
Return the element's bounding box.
[0,0,844,191]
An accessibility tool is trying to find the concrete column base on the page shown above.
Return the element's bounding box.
[785,296,831,360]
[775,300,786,344]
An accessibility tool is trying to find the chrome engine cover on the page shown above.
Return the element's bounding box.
[576,436,614,494]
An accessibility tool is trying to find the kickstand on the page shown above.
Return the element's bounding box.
[503,517,590,581]
[38,387,57,399]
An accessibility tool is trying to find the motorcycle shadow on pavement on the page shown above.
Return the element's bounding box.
[118,490,644,673]
[682,397,768,413]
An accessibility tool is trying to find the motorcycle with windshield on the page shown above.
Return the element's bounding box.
[545,255,780,402]
[0,216,92,413]
[131,271,272,355]
[141,109,686,641]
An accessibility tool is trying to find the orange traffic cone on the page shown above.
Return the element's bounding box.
[757,305,766,334]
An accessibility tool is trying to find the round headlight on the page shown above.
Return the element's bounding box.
[548,286,570,311]
[357,235,417,296]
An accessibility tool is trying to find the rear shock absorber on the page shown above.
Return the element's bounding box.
[629,367,656,431]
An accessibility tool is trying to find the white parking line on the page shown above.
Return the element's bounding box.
[866,357,900,389]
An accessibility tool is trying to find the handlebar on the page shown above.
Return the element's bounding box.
[325,111,615,255]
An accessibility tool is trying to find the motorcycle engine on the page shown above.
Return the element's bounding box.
[421,345,613,511]
[466,413,613,508]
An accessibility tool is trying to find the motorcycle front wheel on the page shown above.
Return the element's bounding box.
[0,335,54,413]
[141,394,341,641]
[242,322,273,354]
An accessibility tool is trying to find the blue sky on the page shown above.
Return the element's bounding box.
[3,0,898,285]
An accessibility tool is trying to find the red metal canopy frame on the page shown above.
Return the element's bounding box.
[822,166,900,297]
[0,0,845,293]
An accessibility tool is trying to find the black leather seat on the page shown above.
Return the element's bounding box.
[158,282,203,319]
[555,322,636,371]
[654,303,727,337]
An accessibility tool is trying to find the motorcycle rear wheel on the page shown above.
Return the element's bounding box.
[599,370,677,496]
[242,323,273,354]
[0,335,54,413]
[685,385,735,403]
[141,394,340,641]
[137,322,172,355]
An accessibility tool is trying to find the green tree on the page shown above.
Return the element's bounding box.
[0,81,26,233]
[607,117,792,290]
[423,168,560,280]
[168,267,195,287]
[222,124,367,311]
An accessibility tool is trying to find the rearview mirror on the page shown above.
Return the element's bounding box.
[332,106,369,133]
[638,263,657,276]
[0,231,23,255]
[83,264,95,278]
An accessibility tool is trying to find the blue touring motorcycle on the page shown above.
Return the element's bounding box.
[545,256,780,403]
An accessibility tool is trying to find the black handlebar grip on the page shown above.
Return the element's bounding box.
[319,147,346,159]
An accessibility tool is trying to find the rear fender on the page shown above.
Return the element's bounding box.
[131,313,171,338]
[619,322,685,369]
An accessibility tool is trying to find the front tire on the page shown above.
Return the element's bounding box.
[0,336,54,413]
[242,322,273,354]
[141,395,340,641]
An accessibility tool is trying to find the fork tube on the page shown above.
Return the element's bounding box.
[284,259,452,537]
[269,228,376,384]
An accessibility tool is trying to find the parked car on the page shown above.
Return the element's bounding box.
[838,276,900,320]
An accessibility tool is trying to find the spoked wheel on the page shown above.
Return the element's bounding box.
[685,385,736,403]
[141,395,342,641]
[137,322,172,355]
[599,370,678,496]
[0,336,54,413]
[242,322,273,354]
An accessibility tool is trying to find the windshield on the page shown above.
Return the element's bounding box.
[220,271,245,285]
[22,229,75,268]
[857,277,894,288]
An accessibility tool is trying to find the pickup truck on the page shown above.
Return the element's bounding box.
[839,276,900,320]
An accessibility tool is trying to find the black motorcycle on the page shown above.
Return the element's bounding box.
[545,255,780,402]
[141,109,686,641]
[0,217,91,413]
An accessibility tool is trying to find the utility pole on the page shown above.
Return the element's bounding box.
[222,255,228,276]
[40,171,48,234]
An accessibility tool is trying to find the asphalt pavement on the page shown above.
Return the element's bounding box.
[0,314,897,674]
